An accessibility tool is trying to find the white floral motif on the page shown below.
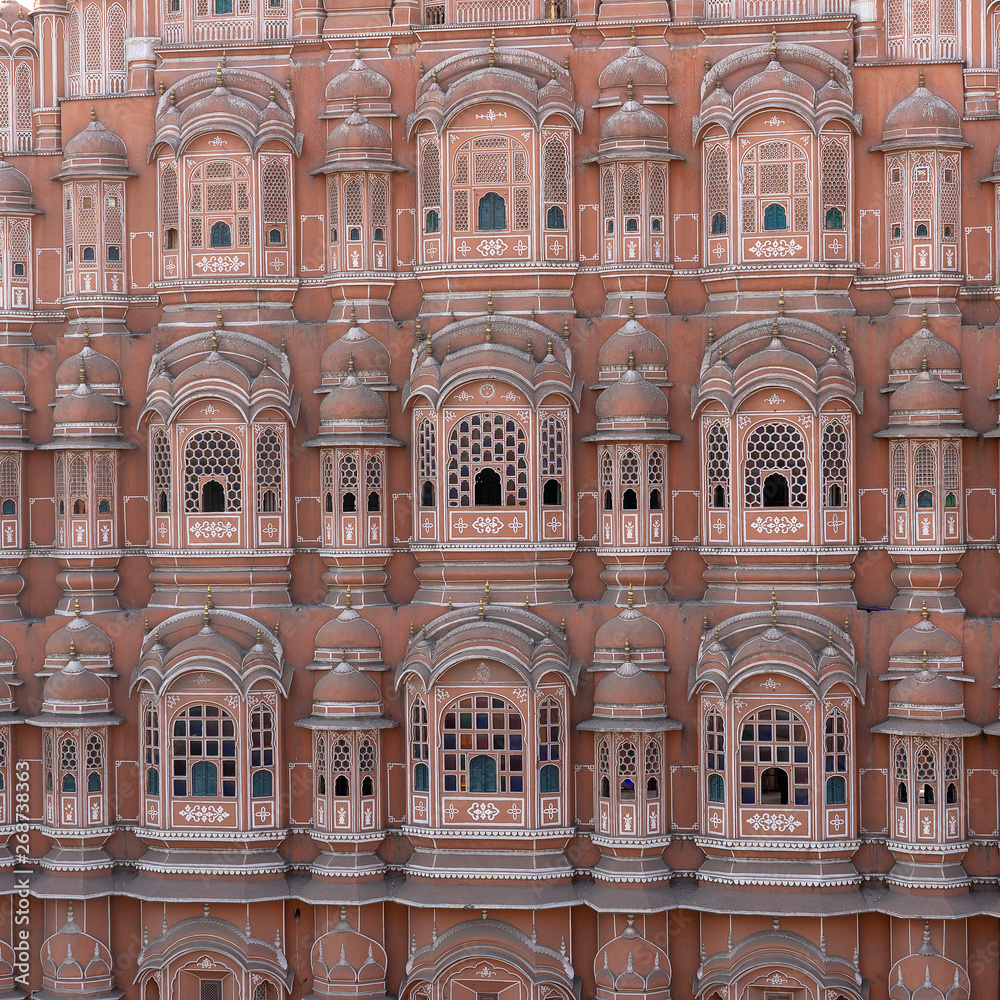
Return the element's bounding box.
[747,812,802,833]
[472,516,505,534]
[766,393,784,405]
[194,254,243,273]
[766,973,788,986]
[476,965,498,978]
[189,520,238,540]
[480,383,495,398]
[468,801,500,822]
[745,239,804,259]
[750,515,804,535]
[179,804,229,824]
[477,238,508,257]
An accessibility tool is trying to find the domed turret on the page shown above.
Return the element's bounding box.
[596,311,668,383]
[40,653,112,715]
[321,310,391,386]
[888,319,962,384]
[57,114,133,179]
[319,373,388,428]
[595,363,669,424]
[591,647,667,721]
[312,659,382,715]
[312,599,384,671]
[879,82,964,150]
[593,589,666,671]
[888,606,964,673]
[0,155,35,214]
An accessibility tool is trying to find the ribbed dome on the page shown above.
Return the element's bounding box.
[889,617,963,662]
[593,657,665,713]
[56,346,122,389]
[327,110,391,159]
[315,607,382,653]
[319,375,388,424]
[889,328,961,375]
[313,659,381,706]
[595,606,665,653]
[327,58,391,101]
[881,84,963,145]
[598,45,668,90]
[889,669,964,711]
[0,361,25,396]
[52,383,119,427]
[601,99,667,143]
[598,318,667,372]
[595,368,668,421]
[0,396,22,429]
[45,613,112,660]
[42,658,110,707]
[322,324,390,379]
[0,157,33,212]
[889,371,961,414]
[63,118,128,162]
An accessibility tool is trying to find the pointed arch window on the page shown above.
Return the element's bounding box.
[411,697,429,791]
[706,144,730,240]
[739,707,809,806]
[706,709,725,802]
[417,417,437,507]
[442,695,523,794]
[144,705,160,797]
[744,423,807,508]
[171,704,237,798]
[707,421,730,509]
[822,421,849,508]
[447,412,528,508]
[188,159,251,252]
[0,455,17,518]
[537,696,561,793]
[255,426,283,514]
[184,430,242,513]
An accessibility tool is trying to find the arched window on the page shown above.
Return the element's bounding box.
[942,444,959,507]
[171,704,237,798]
[417,418,437,507]
[914,444,935,507]
[707,422,730,508]
[365,454,382,513]
[255,427,282,514]
[763,203,787,230]
[448,412,528,508]
[645,740,660,798]
[602,168,616,236]
[706,709,725,802]
[478,192,506,231]
[740,139,809,237]
[184,430,241,514]
[821,139,848,233]
[83,734,103,794]
[543,135,569,232]
[188,159,251,253]
[0,456,16,517]
[826,774,846,804]
[370,175,388,253]
[540,763,559,793]
[210,222,232,248]
[739,708,809,806]
[261,158,289,246]
[540,413,566,507]
[425,209,439,233]
[332,737,351,796]
[249,703,275,796]
[414,762,429,792]
[359,737,376,798]
[894,741,908,803]
[442,695,523,794]
[419,137,441,241]
[546,206,565,230]
[339,454,359,511]
[161,163,179,251]
[69,456,88,516]
[822,421,849,508]
[744,423,807,508]
[916,745,936,804]
[706,144,730,243]
[151,428,171,514]
[94,454,114,517]
[538,697,561,792]
[315,735,327,795]
[252,770,273,797]
[893,445,907,508]
[618,741,637,800]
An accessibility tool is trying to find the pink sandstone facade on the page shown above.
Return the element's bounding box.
[0,0,999,999]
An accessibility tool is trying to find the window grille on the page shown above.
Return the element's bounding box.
[84,4,102,74]
[738,707,810,806]
[538,697,560,764]
[340,454,359,490]
[365,454,383,491]
[417,418,437,479]
[332,736,351,772]
[822,421,848,505]
[447,412,528,508]
[914,444,935,489]
[821,139,848,226]
[454,152,469,186]
[54,454,64,502]
[86,733,103,771]
[942,445,959,491]
[542,137,568,205]
[255,426,282,513]
[915,746,936,782]
[144,707,160,770]
[171,704,238,798]
[261,158,289,226]
[513,150,527,184]
[315,735,326,781]
[200,981,222,1000]
[0,65,9,152]
[939,154,958,232]
[894,742,908,780]
[107,4,126,79]
[887,157,905,240]
[602,169,616,226]
[453,190,469,232]
[370,175,388,230]
[944,743,959,781]
[9,220,27,279]
[618,741,637,775]
[912,156,933,225]
[249,704,275,798]
[824,711,848,774]
[78,183,98,244]
[69,456,88,500]
[359,737,376,773]
[645,739,660,775]
[13,63,30,150]
[420,139,441,210]
[442,695,524,793]
[647,167,665,219]
[152,428,171,510]
[601,451,614,487]
[514,188,530,230]
[621,168,641,216]
[620,450,640,486]
[183,429,242,513]
[410,698,429,761]
[60,737,77,774]
[161,165,178,229]
[706,710,725,772]
[706,144,729,234]
[707,422,730,506]
[0,456,17,502]
[327,177,339,240]
[539,414,565,479]
[892,446,907,494]
[647,450,663,486]
[94,454,114,510]
[743,422,807,507]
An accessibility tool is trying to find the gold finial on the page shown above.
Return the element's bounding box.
[770,588,777,624]
[355,39,361,59]
[828,626,834,644]
[626,75,634,102]
[79,360,87,384]
[707,327,714,344]
[623,638,631,661]
[409,621,415,637]
[704,56,712,71]
[216,62,223,85]
[448,595,453,609]
[703,614,709,631]
[206,584,213,609]
[485,318,492,342]
[560,616,566,635]
[770,25,778,59]
[69,638,77,660]
[348,353,356,376]
[840,323,847,343]
[921,306,928,328]
[525,594,530,608]
[90,105,97,122]
[170,89,177,107]
[628,296,635,319]
[478,598,485,620]
[488,28,496,66]
[216,303,223,328]
[627,583,634,608]
[83,323,90,347]
[345,585,352,609]
[74,597,81,618]
[530,307,536,321]
[829,341,836,358]
[918,68,925,88]
[563,317,570,339]
[144,615,150,635]
[630,24,636,45]
[484,581,491,604]
[921,598,929,621]
[546,337,553,356]
[921,354,929,372]
[203,600,211,626]
[421,623,427,639]
[564,53,570,70]
[487,289,494,315]
[778,288,785,315]
[415,317,423,341]
[772,316,780,337]
[842,48,850,65]
[221,52,227,69]
[158,79,165,96]
[923,648,928,665]
[627,347,636,370]
[830,65,836,80]
[269,83,276,104]
[352,94,359,113]
[280,332,287,354]
[425,338,433,358]
[715,626,720,640]
[431,68,438,84]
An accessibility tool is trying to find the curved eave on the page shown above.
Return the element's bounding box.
[578,716,682,732]
[294,715,398,731]
[309,160,407,175]
[583,150,685,165]
[873,426,977,439]
[872,137,970,153]
[38,438,136,450]
[871,718,980,737]
[50,166,136,181]
[26,712,124,727]
[302,434,405,449]
[982,720,1000,735]
[583,428,681,442]
[0,440,32,450]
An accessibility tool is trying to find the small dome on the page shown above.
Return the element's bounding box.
[319,375,388,425]
[881,84,963,146]
[598,317,667,373]
[315,607,382,654]
[45,613,112,660]
[889,371,962,414]
[62,118,129,163]
[313,659,381,706]
[56,345,122,389]
[595,605,665,653]
[889,669,964,711]
[327,110,391,160]
[322,323,391,380]
[596,368,668,422]
[327,57,391,102]
[593,657,665,713]
[889,327,961,375]
[0,157,33,212]
[600,99,667,143]
[889,616,963,663]
[0,396,22,430]
[598,45,668,91]
[0,361,25,396]
[42,658,110,708]
[52,382,119,428]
